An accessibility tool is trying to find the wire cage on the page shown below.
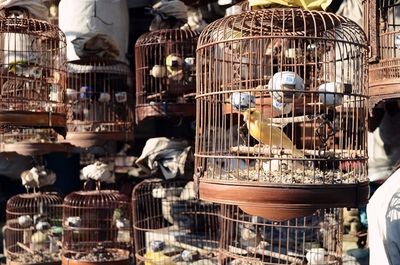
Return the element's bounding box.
[4,192,63,265]
[62,189,131,265]
[135,29,199,123]
[0,128,71,156]
[219,205,342,265]
[132,179,220,265]
[62,59,134,148]
[0,14,67,133]
[195,8,369,221]
[364,0,400,105]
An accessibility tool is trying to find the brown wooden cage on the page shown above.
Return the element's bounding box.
[0,15,67,133]
[61,59,133,148]
[132,179,220,265]
[4,192,63,265]
[62,190,131,265]
[219,205,342,265]
[134,29,199,123]
[364,0,400,106]
[195,8,369,221]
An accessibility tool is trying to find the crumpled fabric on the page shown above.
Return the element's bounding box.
[0,0,48,20]
[249,0,332,10]
[150,0,188,31]
[181,7,208,32]
[135,137,191,180]
[71,32,120,60]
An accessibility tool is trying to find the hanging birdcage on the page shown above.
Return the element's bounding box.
[195,8,369,221]
[219,205,342,265]
[62,59,133,148]
[4,192,63,265]
[132,179,220,265]
[0,128,71,156]
[0,14,67,134]
[135,29,199,123]
[364,0,400,106]
[62,189,131,265]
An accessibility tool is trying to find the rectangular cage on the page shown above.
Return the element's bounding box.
[132,179,220,265]
[63,59,134,148]
[218,205,343,265]
[195,8,369,221]
[134,29,199,123]
[5,192,63,265]
[62,190,132,265]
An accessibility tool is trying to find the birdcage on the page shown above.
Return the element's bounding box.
[218,204,342,264]
[62,190,131,265]
[135,29,199,123]
[62,59,133,148]
[132,179,220,265]
[0,14,67,134]
[195,8,369,221]
[4,192,63,265]
[364,0,400,106]
[0,128,71,156]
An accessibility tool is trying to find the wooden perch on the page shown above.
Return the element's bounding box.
[17,242,35,255]
[168,239,211,256]
[146,91,166,100]
[230,145,302,156]
[247,246,304,264]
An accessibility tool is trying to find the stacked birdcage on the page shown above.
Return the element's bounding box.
[0,11,67,133]
[219,204,342,264]
[364,0,400,106]
[132,179,220,265]
[135,29,199,123]
[5,192,63,265]
[195,8,369,220]
[62,59,133,148]
[62,188,131,265]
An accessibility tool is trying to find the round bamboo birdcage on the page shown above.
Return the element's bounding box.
[134,29,199,123]
[62,59,134,148]
[195,8,369,221]
[364,0,400,106]
[219,205,342,265]
[132,179,220,265]
[0,15,67,133]
[62,190,131,265]
[5,192,63,265]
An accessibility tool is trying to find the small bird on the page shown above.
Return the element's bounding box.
[65,216,81,228]
[80,161,115,184]
[35,220,51,231]
[98,92,111,103]
[18,215,33,228]
[115,218,130,229]
[150,65,167,78]
[165,54,183,80]
[181,250,200,262]
[243,109,304,158]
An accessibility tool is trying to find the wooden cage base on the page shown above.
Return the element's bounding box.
[0,142,72,156]
[62,250,129,265]
[369,79,400,107]
[199,180,369,221]
[0,111,66,129]
[7,260,61,265]
[59,132,134,148]
[135,103,195,123]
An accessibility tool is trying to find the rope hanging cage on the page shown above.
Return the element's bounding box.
[134,29,199,123]
[62,59,134,149]
[62,189,132,265]
[195,8,369,221]
[132,179,220,265]
[364,0,400,106]
[218,204,342,265]
[5,192,63,265]
[0,14,67,133]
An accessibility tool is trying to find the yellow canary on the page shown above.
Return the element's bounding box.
[144,251,175,265]
[243,109,303,158]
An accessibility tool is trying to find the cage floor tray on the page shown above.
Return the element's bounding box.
[1,142,72,156]
[136,103,195,123]
[199,180,369,221]
[60,132,134,148]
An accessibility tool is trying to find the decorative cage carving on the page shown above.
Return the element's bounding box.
[364,0,400,105]
[0,16,67,133]
[132,179,220,265]
[135,29,199,123]
[219,205,342,265]
[63,59,134,148]
[195,8,369,221]
[62,189,131,265]
[5,192,63,265]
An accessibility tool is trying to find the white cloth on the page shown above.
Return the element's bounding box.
[58,0,129,62]
[335,0,363,28]
[368,168,400,265]
[135,137,191,180]
[0,0,48,20]
[71,32,120,60]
